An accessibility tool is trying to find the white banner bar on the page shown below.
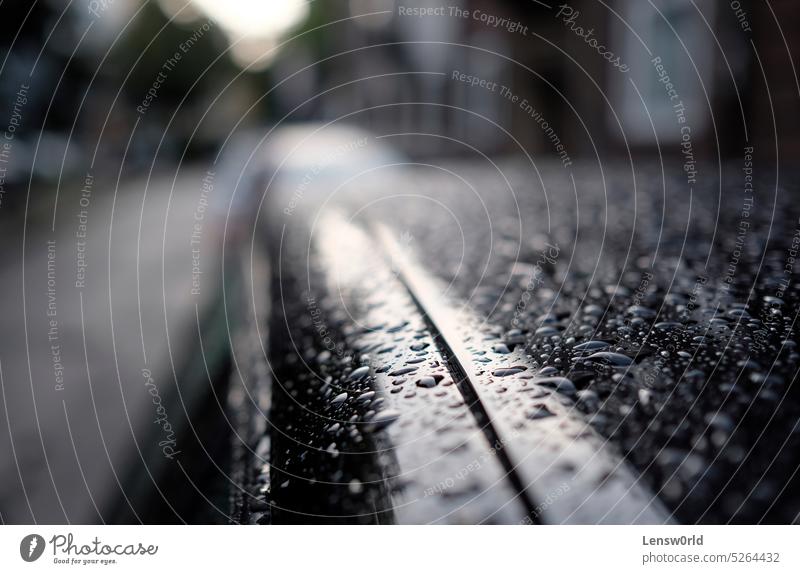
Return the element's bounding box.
[1,525,798,573]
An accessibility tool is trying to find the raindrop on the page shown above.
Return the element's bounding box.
[389,367,418,376]
[492,366,528,377]
[348,366,370,381]
[526,404,555,420]
[369,409,401,431]
[415,376,439,388]
[534,377,576,395]
[574,340,610,352]
[535,326,559,337]
[585,352,633,366]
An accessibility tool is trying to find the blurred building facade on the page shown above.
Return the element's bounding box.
[267,0,798,170]
[0,0,797,195]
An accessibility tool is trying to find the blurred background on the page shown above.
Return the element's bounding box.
[0,0,797,196]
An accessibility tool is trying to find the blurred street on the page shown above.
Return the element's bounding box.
[0,168,229,523]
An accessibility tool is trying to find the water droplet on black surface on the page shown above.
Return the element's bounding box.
[534,376,576,395]
[348,366,370,381]
[369,409,401,431]
[415,376,439,388]
[492,366,528,377]
[574,340,610,352]
[585,351,633,366]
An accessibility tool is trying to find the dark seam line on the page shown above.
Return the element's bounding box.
[373,227,541,522]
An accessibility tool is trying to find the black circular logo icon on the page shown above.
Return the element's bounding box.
[20,534,46,562]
